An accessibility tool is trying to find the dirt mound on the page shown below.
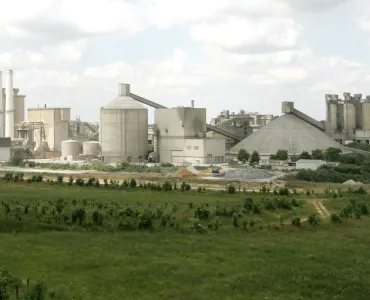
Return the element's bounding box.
[342,179,364,185]
[174,167,198,179]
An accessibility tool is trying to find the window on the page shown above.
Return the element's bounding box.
[186,146,191,150]
[194,146,199,150]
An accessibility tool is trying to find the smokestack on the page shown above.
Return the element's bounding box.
[118,83,130,96]
[5,70,14,138]
[0,71,3,137]
[191,100,194,108]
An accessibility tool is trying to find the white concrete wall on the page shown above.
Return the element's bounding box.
[101,108,148,163]
[296,160,326,170]
[155,107,206,138]
[0,147,10,161]
[159,138,225,164]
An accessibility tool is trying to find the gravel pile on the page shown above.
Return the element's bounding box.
[224,168,274,180]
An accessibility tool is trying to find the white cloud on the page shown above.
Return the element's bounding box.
[190,17,302,52]
[42,39,88,61]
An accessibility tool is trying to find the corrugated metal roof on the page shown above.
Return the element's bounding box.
[0,137,11,147]
[103,96,145,110]
[230,113,350,155]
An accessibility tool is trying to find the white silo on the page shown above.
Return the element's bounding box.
[0,71,3,137]
[100,83,148,163]
[61,140,80,158]
[83,141,100,157]
[5,70,14,138]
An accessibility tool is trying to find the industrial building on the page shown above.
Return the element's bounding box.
[295,159,327,171]
[154,106,225,164]
[230,101,349,162]
[207,110,275,151]
[26,106,70,153]
[325,93,370,144]
[100,83,148,163]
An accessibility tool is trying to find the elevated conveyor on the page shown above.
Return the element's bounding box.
[130,93,243,141]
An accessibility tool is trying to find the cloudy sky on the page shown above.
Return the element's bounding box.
[1,0,369,123]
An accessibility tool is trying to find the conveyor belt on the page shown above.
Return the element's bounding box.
[130,93,243,141]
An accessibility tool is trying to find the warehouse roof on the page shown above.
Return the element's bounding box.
[230,113,349,155]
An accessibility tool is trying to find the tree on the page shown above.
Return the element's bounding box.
[250,151,260,164]
[299,151,311,159]
[237,149,250,163]
[325,147,342,162]
[275,150,288,160]
[311,149,325,160]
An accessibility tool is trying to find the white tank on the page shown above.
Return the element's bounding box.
[100,83,148,164]
[61,140,80,157]
[83,141,100,156]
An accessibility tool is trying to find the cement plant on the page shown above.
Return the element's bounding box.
[0,69,369,183]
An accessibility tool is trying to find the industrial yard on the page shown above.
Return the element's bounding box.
[2,70,370,300]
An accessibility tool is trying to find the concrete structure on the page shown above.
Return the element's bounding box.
[208,110,276,151]
[325,93,370,144]
[27,106,70,152]
[0,137,11,161]
[155,106,225,164]
[0,70,26,139]
[296,159,326,170]
[5,70,14,138]
[0,72,3,137]
[83,141,100,157]
[231,102,349,158]
[100,83,148,163]
[61,139,80,159]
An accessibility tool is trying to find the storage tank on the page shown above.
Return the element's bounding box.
[363,101,370,130]
[100,83,148,163]
[61,140,80,158]
[83,141,100,157]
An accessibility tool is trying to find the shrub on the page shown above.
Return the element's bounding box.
[72,208,86,225]
[308,213,320,226]
[75,178,85,186]
[68,176,74,186]
[162,181,173,191]
[180,182,191,192]
[130,179,137,189]
[92,210,104,226]
[279,187,289,196]
[194,207,210,220]
[291,217,301,227]
[228,185,236,194]
[57,176,63,184]
[330,213,342,224]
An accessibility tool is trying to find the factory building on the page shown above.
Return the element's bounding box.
[208,110,275,151]
[100,83,148,164]
[155,106,225,164]
[0,137,11,161]
[27,106,70,153]
[230,102,349,162]
[325,93,370,144]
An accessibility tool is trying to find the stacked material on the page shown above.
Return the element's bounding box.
[224,168,274,180]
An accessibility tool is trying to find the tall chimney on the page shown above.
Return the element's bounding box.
[118,83,130,96]
[0,71,3,137]
[5,70,14,138]
[191,100,194,108]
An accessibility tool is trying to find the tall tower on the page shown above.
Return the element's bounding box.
[5,70,14,138]
[0,71,4,137]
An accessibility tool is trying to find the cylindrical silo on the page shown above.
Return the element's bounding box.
[61,140,80,158]
[343,101,356,131]
[83,141,100,157]
[328,102,338,131]
[100,83,148,164]
[363,101,370,130]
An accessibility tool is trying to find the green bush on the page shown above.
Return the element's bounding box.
[308,213,320,226]
[227,185,236,194]
[291,217,301,227]
[330,213,342,224]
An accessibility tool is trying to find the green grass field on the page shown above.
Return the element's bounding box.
[1,181,370,299]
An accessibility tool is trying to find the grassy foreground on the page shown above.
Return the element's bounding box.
[2,224,370,300]
[1,181,370,299]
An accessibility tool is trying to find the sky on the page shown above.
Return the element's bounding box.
[1,0,370,123]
